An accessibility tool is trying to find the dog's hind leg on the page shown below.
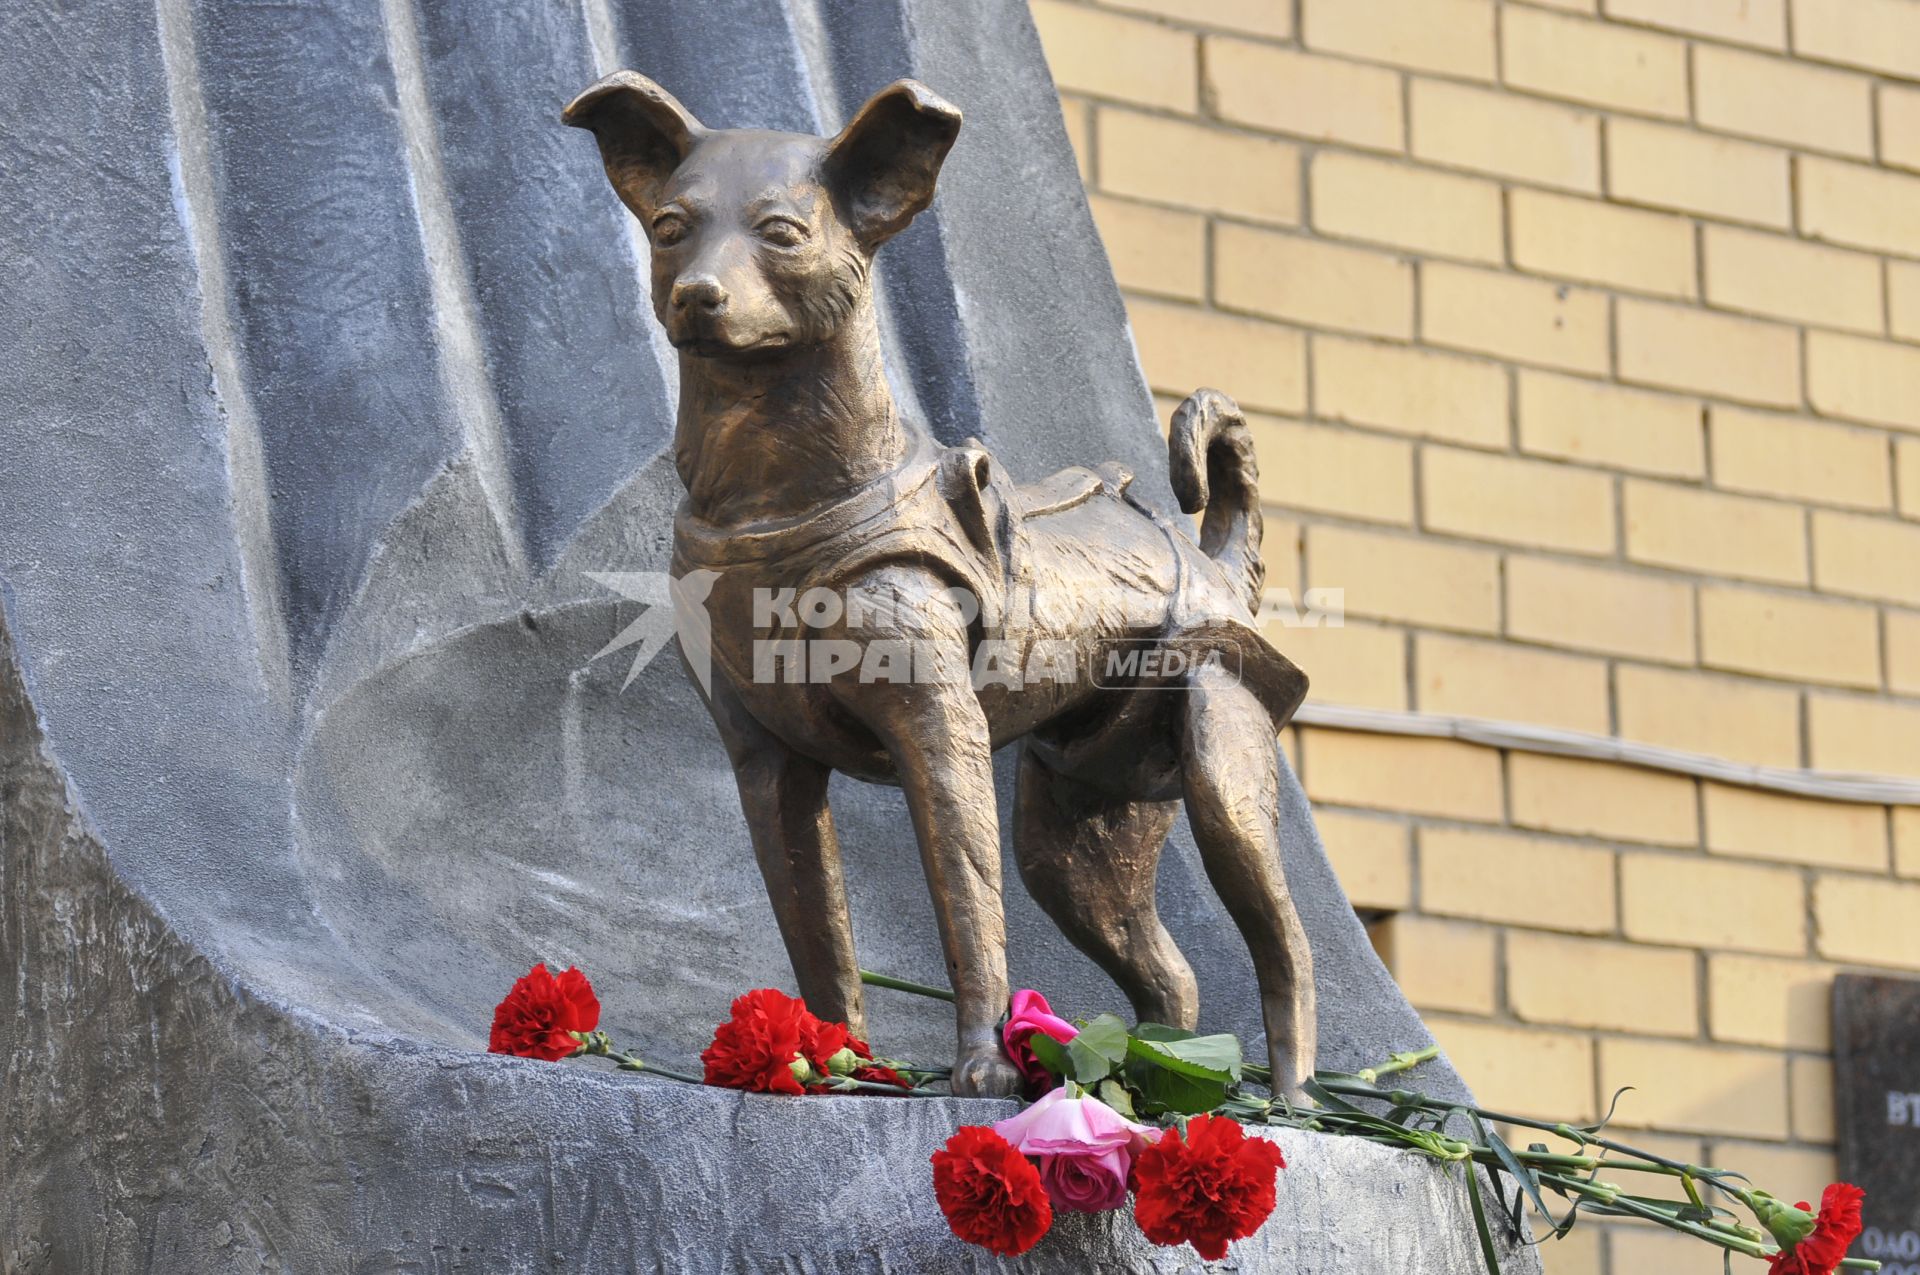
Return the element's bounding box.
[1178,662,1317,1094]
[1013,744,1198,1030]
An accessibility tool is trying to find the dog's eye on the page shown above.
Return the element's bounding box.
[651,214,688,246]
[755,217,808,247]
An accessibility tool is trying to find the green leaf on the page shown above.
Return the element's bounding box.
[1474,1111,1568,1237]
[1132,1022,1199,1044]
[1462,1163,1505,1275]
[1066,1014,1131,1083]
[1126,1032,1243,1082]
[1127,1060,1230,1115]
[1027,1032,1072,1078]
[1097,1078,1138,1120]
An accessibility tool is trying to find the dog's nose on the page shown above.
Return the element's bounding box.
[671,276,729,312]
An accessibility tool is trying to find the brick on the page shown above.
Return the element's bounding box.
[1897,807,1920,878]
[1793,1056,1836,1143]
[1414,632,1610,734]
[1792,0,1920,79]
[1541,1225,1602,1275]
[1809,693,1920,778]
[1624,480,1809,586]
[1314,809,1412,910]
[1900,440,1920,518]
[1710,407,1892,510]
[1206,39,1405,153]
[1699,585,1883,691]
[1503,7,1687,117]
[1310,153,1503,264]
[1381,916,1498,1015]
[1302,0,1496,80]
[1421,447,1615,556]
[1512,933,1697,1044]
[1599,1038,1789,1138]
[1097,109,1300,224]
[1059,96,1092,182]
[1517,372,1704,478]
[1410,80,1600,194]
[1089,196,1205,301]
[1261,513,1301,596]
[1031,1,1198,113]
[1891,261,1920,344]
[1710,1142,1840,1211]
[1709,954,1837,1050]
[1508,753,1700,846]
[1215,226,1413,340]
[1693,45,1874,157]
[1800,157,1920,259]
[1609,1223,1728,1274]
[1301,728,1503,821]
[1506,556,1695,663]
[1248,415,1415,524]
[1313,337,1509,448]
[1891,610,1920,696]
[1621,854,1806,956]
[1608,119,1792,228]
[1813,510,1920,607]
[1616,664,1804,769]
[1508,932,1698,1036]
[1509,189,1695,300]
[1419,826,1617,933]
[1816,873,1920,969]
[1422,263,1608,375]
[1429,1018,1596,1122]
[1702,227,1883,336]
[1883,84,1920,173]
[1602,0,1785,49]
[1099,0,1292,39]
[1705,783,1890,871]
[1128,298,1305,413]
[1307,525,1501,633]
[1616,300,1802,409]
[1261,619,1407,709]
[1808,332,1920,433]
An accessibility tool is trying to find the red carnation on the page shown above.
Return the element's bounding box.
[931,1126,1053,1256]
[845,1033,910,1090]
[701,988,813,1094]
[1769,1184,1866,1275]
[488,963,601,1061]
[1133,1114,1286,1261]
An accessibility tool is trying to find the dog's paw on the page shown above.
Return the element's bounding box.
[950,1045,1024,1099]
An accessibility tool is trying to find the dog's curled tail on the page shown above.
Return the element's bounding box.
[1169,387,1265,613]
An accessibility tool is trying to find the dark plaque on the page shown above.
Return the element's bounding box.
[1836,973,1920,1274]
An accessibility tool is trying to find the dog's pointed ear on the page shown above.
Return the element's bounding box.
[563,71,706,219]
[824,80,962,250]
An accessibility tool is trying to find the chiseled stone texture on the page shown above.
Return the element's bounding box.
[0,0,1526,1270]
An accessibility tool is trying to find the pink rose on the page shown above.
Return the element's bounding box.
[1002,989,1077,1091]
[992,1087,1156,1214]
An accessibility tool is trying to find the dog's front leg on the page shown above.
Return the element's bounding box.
[826,577,1021,1098]
[700,667,866,1034]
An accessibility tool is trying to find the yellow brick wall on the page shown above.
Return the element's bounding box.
[1035,3,1920,1271]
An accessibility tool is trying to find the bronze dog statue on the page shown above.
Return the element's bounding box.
[564,73,1314,1097]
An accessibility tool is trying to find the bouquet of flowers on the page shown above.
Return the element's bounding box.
[488,963,1876,1272]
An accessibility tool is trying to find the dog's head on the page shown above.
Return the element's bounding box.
[564,74,961,362]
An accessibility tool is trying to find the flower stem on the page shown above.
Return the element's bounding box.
[829,1076,944,1098]
[571,1032,705,1085]
[858,969,956,1003]
[1357,1045,1442,1085]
